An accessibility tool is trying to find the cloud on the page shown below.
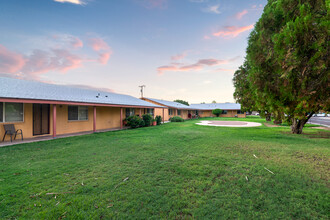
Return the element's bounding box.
[157,57,239,75]
[22,49,83,76]
[213,24,254,38]
[203,35,211,40]
[88,37,112,64]
[0,34,113,80]
[53,0,86,5]
[70,37,83,48]
[171,52,187,61]
[235,9,248,19]
[203,4,221,14]
[98,52,112,64]
[89,38,110,51]
[0,45,26,74]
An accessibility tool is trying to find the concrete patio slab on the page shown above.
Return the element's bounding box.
[196,120,262,127]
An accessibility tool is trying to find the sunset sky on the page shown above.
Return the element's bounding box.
[0,0,266,103]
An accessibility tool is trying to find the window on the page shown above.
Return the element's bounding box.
[169,109,173,115]
[177,110,181,115]
[237,110,243,114]
[147,108,154,116]
[195,110,199,115]
[0,102,3,122]
[222,110,228,114]
[125,108,135,118]
[0,102,24,123]
[68,106,88,121]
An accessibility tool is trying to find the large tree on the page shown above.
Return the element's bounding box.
[234,0,329,134]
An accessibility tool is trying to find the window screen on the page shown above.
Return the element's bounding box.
[0,102,3,122]
[147,108,154,116]
[78,106,88,120]
[68,106,78,120]
[5,103,23,122]
[125,108,135,118]
[68,106,88,121]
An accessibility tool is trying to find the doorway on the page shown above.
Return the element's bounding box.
[33,104,50,135]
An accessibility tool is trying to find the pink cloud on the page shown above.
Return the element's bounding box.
[88,38,112,64]
[171,52,186,61]
[235,9,248,19]
[0,45,26,74]
[0,35,113,80]
[23,49,83,76]
[213,24,254,38]
[98,52,112,64]
[71,37,83,48]
[89,38,110,51]
[203,35,211,40]
[157,57,238,75]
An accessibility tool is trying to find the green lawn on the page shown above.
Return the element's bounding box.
[0,117,329,219]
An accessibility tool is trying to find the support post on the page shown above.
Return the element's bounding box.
[120,107,123,129]
[93,106,96,132]
[162,108,165,123]
[52,104,56,138]
[139,109,142,117]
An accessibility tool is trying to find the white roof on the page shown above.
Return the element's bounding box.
[0,77,161,108]
[190,103,241,110]
[143,97,194,109]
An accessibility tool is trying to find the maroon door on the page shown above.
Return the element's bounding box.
[33,104,50,135]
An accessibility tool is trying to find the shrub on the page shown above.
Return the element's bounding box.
[142,114,153,127]
[212,108,222,117]
[170,116,184,122]
[126,115,144,128]
[155,115,162,125]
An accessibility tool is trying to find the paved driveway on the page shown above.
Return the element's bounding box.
[307,117,330,127]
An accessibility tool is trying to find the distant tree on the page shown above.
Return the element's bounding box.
[212,100,216,103]
[234,0,329,133]
[212,109,222,117]
[174,99,189,106]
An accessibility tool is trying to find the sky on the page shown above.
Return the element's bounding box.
[0,0,266,104]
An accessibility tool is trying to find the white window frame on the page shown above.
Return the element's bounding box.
[68,105,89,121]
[169,109,173,115]
[0,102,24,123]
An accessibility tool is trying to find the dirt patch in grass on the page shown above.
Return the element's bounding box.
[281,130,330,139]
[310,126,330,131]
[263,122,283,127]
[292,151,330,184]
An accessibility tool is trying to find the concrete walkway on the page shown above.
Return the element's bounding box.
[0,127,124,148]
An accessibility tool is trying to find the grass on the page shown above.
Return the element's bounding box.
[0,117,329,219]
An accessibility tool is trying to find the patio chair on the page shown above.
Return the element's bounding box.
[2,124,23,142]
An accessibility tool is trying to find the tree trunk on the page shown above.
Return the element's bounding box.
[265,113,271,121]
[290,113,314,134]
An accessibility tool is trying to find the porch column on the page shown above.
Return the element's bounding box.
[120,107,123,129]
[93,106,96,132]
[162,108,165,123]
[139,108,142,117]
[52,104,56,138]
